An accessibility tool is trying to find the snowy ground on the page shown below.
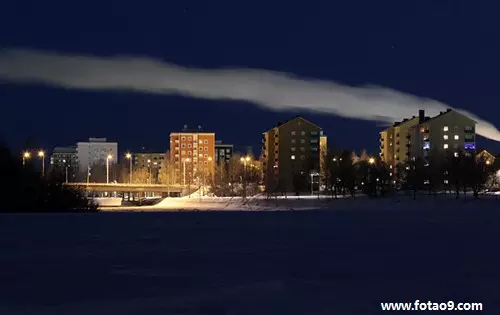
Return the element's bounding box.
[2,197,500,314]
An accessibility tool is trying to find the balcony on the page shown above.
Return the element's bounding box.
[406,135,411,139]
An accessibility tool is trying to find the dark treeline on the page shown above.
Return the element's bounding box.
[0,144,97,213]
[320,148,497,199]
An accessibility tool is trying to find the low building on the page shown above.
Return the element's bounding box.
[50,146,79,181]
[215,141,233,164]
[476,149,496,165]
[134,152,167,169]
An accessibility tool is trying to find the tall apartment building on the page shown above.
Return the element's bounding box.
[169,125,215,185]
[215,141,233,164]
[262,116,326,192]
[76,138,118,175]
[380,109,477,168]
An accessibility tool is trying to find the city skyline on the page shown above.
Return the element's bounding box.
[2,1,500,155]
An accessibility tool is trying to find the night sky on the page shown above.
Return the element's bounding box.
[1,1,500,157]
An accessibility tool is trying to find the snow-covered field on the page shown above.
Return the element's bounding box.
[2,197,500,314]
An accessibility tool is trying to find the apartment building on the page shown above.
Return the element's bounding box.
[76,138,118,174]
[134,152,167,169]
[379,116,420,169]
[380,109,477,168]
[262,116,326,192]
[50,146,79,181]
[169,125,215,185]
[407,109,476,159]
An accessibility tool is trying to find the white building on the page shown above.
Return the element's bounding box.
[76,138,118,174]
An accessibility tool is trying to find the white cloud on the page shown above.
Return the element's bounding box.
[0,48,499,141]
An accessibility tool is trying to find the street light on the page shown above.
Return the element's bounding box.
[126,153,133,183]
[183,158,190,186]
[38,150,45,177]
[63,159,69,183]
[106,154,113,184]
[369,157,375,164]
[22,151,31,167]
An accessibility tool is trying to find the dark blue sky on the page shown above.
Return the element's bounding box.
[1,0,500,156]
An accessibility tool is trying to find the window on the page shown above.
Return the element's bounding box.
[300,155,306,160]
[188,151,192,155]
[188,144,192,148]
[311,147,318,152]
[204,140,208,144]
[454,143,459,149]
[204,147,208,151]
[300,147,305,152]
[226,149,231,153]
[464,143,476,150]
[389,142,393,146]
[199,140,203,144]
[291,155,296,160]
[443,144,448,149]
[175,140,179,143]
[423,142,430,150]
[181,144,186,148]
[300,131,306,136]
[444,179,449,184]
[465,126,473,132]
[454,135,459,140]
[199,154,203,157]
[443,135,448,140]
[175,147,179,151]
[443,126,449,131]
[291,131,296,136]
[204,154,208,158]
[188,136,192,140]
[311,139,318,144]
[311,131,318,135]
[204,161,208,165]
[454,152,459,157]
[291,147,296,152]
[181,151,186,155]
[291,139,296,144]
[300,139,305,144]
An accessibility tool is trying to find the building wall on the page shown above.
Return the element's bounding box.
[263,117,323,192]
[215,142,233,164]
[50,146,79,181]
[170,132,215,184]
[76,138,118,174]
[409,110,476,159]
[134,153,167,169]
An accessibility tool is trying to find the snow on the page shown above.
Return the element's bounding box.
[2,196,500,314]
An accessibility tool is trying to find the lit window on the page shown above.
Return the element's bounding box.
[443,144,448,149]
[291,131,296,136]
[199,140,203,144]
[443,126,449,131]
[199,154,202,157]
[454,152,459,157]
[390,142,392,146]
[444,179,449,184]
[443,135,448,140]
[389,165,393,169]
[301,131,306,136]
[181,151,186,155]
[175,147,179,151]
[454,135,459,140]
[389,173,392,176]
[291,155,296,160]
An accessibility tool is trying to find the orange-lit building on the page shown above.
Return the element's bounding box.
[169,125,215,185]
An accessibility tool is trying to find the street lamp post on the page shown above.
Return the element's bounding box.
[240,156,251,198]
[62,159,69,183]
[185,158,191,198]
[22,152,30,167]
[106,154,113,184]
[38,150,45,177]
[126,153,132,184]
